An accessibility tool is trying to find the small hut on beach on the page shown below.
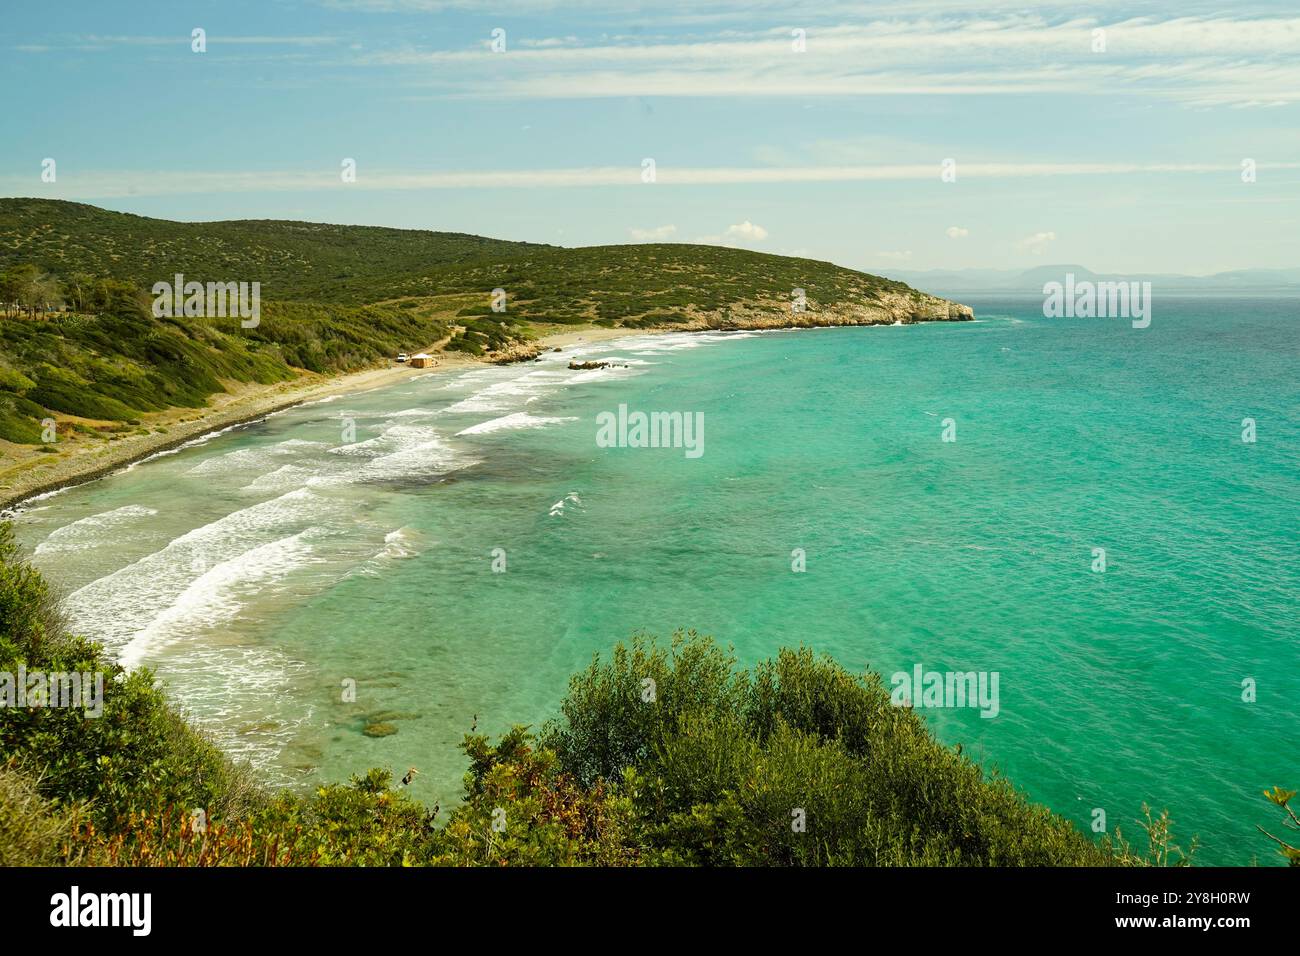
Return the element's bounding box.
[409,353,435,368]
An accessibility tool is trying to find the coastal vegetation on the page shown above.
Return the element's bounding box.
[0,199,915,315]
[0,293,444,444]
[0,199,963,455]
[0,198,545,306]
[5,520,1285,867]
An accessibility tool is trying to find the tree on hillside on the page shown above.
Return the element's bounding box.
[0,265,38,318]
[0,264,62,318]
[24,272,64,317]
[0,267,146,319]
[64,271,95,312]
[88,276,148,316]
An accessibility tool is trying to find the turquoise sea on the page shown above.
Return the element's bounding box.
[10,297,1298,865]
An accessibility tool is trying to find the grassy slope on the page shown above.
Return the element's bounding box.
[0,198,940,321]
[0,301,454,446]
[418,242,918,325]
[0,199,963,448]
[0,198,547,303]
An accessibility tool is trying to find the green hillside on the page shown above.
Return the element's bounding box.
[0,199,966,447]
[0,198,926,319]
[412,242,916,326]
[0,198,547,304]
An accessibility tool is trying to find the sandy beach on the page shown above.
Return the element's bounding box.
[0,301,971,512]
[0,324,633,512]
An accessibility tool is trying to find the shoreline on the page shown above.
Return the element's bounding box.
[0,313,969,513]
[0,324,634,514]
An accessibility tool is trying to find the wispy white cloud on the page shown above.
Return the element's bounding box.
[518,36,581,49]
[19,11,1297,107]
[16,34,342,52]
[725,220,768,241]
[1017,231,1057,254]
[320,0,1257,18]
[629,224,678,240]
[357,15,1300,106]
[694,220,770,245]
[4,160,1296,198]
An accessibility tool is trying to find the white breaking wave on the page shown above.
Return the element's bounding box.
[379,526,423,560]
[549,492,583,517]
[628,331,758,355]
[186,447,269,475]
[65,488,341,653]
[457,412,577,436]
[225,424,477,490]
[34,505,159,556]
[349,526,428,579]
[328,422,434,458]
[327,434,390,458]
[118,531,317,669]
[186,438,326,477]
[9,486,71,508]
[351,424,474,481]
[160,641,312,778]
[137,419,277,473]
[443,369,567,414]
[242,463,330,493]
[439,368,500,390]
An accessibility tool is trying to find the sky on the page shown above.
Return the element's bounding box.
[2,0,1298,277]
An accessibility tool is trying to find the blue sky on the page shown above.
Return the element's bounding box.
[2,0,1297,276]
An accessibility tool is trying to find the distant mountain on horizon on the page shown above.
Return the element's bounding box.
[883,265,1300,298]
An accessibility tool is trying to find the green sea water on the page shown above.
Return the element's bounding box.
[10,297,1298,865]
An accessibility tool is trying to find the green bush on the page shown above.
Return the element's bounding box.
[0,365,36,393]
[0,524,261,835]
[26,365,140,421]
[0,393,47,443]
[541,632,1111,866]
[0,766,86,866]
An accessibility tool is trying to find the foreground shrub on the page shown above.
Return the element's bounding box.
[0,523,261,836]
[1258,787,1300,866]
[542,632,1111,866]
[80,769,436,866]
[429,727,640,866]
[0,766,86,866]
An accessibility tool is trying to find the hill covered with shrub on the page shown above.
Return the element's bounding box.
[0,200,960,324]
[0,296,455,446]
[0,198,547,305]
[0,199,970,448]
